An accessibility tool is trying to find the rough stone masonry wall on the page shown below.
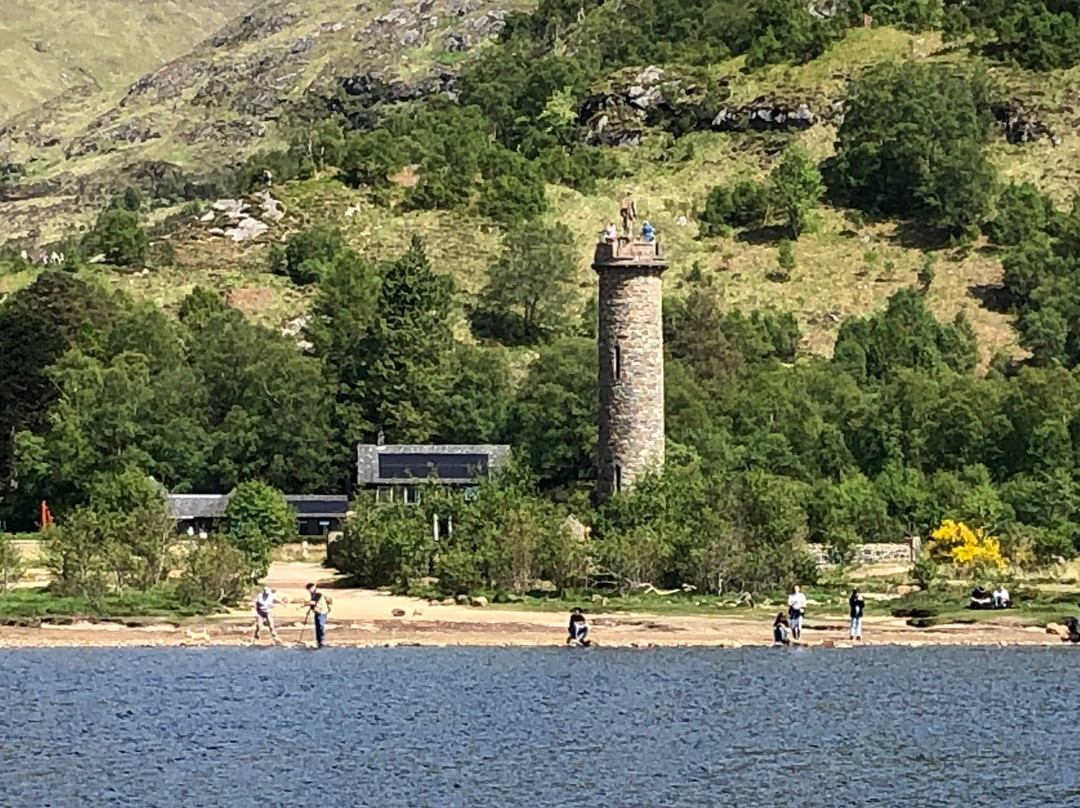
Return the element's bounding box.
[596,266,665,499]
[808,542,916,568]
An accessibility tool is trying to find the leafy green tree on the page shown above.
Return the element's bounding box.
[506,337,597,488]
[287,119,345,173]
[269,224,347,285]
[225,481,296,579]
[305,249,381,468]
[769,145,823,238]
[664,288,799,392]
[45,511,111,601]
[743,0,837,67]
[0,272,118,523]
[774,239,796,281]
[946,0,1080,70]
[700,180,769,236]
[436,344,514,444]
[473,221,579,345]
[339,129,406,202]
[356,237,456,442]
[826,61,995,237]
[810,472,894,565]
[989,182,1059,246]
[181,295,337,492]
[178,536,251,606]
[832,288,978,382]
[477,149,549,225]
[83,206,149,266]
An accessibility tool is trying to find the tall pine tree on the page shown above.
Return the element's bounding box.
[359,236,455,442]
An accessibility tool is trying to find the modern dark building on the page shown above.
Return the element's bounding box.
[167,492,349,537]
[356,443,511,502]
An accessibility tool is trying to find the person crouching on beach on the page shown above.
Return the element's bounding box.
[773,612,790,646]
[849,588,865,641]
[787,584,807,641]
[253,585,286,643]
[568,607,591,646]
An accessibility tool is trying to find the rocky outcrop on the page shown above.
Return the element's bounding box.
[202,191,284,242]
[582,66,746,145]
[65,118,160,159]
[208,5,305,48]
[992,100,1058,145]
[712,99,820,132]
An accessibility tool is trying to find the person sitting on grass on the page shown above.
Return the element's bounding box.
[567,607,591,646]
[992,585,1011,609]
[772,612,790,646]
[969,586,992,609]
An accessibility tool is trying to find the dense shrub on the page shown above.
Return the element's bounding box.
[825,61,995,237]
[700,180,769,235]
[82,206,149,266]
[268,224,347,285]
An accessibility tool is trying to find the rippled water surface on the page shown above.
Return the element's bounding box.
[1,646,1077,807]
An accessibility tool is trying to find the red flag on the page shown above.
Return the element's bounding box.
[40,500,53,528]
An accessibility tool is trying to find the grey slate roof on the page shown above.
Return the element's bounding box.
[167,493,349,520]
[167,494,231,520]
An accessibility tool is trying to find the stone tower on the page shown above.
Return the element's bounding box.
[593,238,668,501]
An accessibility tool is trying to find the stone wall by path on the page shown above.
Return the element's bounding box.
[809,540,917,568]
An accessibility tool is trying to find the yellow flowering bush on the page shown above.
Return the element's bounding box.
[928,519,1007,571]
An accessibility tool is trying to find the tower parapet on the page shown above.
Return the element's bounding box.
[593,237,668,501]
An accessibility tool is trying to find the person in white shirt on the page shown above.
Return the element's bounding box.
[787,584,807,640]
[253,586,286,643]
[992,585,1011,609]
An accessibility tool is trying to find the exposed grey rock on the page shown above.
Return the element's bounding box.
[712,99,818,132]
[290,36,316,54]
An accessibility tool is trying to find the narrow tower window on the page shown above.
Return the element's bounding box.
[614,464,622,493]
[613,344,623,381]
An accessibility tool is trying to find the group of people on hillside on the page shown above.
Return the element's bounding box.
[773,585,865,645]
[251,582,332,648]
[19,249,65,265]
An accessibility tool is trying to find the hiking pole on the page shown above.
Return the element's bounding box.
[297,609,311,647]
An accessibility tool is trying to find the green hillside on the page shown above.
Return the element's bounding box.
[6,0,1080,596]
[0,0,254,119]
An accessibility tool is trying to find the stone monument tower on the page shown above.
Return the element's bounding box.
[593,236,668,501]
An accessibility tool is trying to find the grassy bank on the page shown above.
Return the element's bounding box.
[486,584,1080,628]
[0,586,224,626]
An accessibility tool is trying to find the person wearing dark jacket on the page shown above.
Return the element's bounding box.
[567,608,590,646]
[849,588,865,641]
[772,612,790,646]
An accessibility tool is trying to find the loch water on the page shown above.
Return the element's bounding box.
[0,646,1077,807]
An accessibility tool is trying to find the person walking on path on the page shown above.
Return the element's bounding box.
[303,582,331,648]
[252,585,285,643]
[849,588,865,641]
[787,584,807,641]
